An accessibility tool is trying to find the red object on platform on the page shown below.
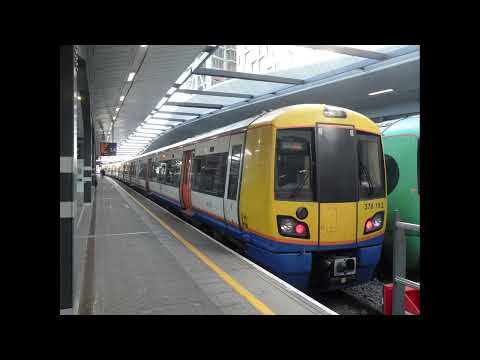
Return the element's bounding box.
[383,283,420,315]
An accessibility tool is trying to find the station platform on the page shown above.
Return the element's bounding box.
[74,175,336,315]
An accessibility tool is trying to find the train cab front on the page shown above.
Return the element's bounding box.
[250,105,387,291]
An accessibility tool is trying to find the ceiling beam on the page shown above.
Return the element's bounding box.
[149,117,188,122]
[175,89,253,99]
[300,45,388,60]
[166,101,223,109]
[192,68,305,85]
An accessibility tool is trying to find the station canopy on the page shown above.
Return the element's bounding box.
[90,45,418,163]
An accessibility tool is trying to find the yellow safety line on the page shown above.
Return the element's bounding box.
[121,185,275,315]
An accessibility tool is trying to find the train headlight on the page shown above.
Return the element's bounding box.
[364,211,384,234]
[323,106,347,118]
[277,216,310,238]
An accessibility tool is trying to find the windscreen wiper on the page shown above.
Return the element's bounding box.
[289,169,310,199]
[359,162,374,195]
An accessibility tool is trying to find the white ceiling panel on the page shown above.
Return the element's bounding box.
[87,45,206,144]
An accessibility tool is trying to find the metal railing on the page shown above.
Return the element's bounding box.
[392,210,420,315]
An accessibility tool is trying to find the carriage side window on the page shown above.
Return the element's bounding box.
[139,162,146,178]
[165,159,181,187]
[159,162,167,184]
[149,159,159,181]
[227,145,242,200]
[357,132,386,199]
[275,128,315,201]
[192,153,228,197]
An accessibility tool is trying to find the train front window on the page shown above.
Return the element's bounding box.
[357,132,385,199]
[275,128,315,201]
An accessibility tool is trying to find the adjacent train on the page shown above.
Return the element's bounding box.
[377,115,420,281]
[105,104,387,290]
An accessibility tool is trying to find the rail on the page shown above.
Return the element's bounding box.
[392,210,420,315]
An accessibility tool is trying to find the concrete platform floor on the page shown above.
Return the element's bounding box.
[73,175,335,315]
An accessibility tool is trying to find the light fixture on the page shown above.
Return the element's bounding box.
[142,124,171,130]
[368,88,394,96]
[136,129,164,134]
[140,45,148,48]
[127,72,136,82]
[166,87,177,96]
[116,107,120,112]
[77,96,82,100]
[113,116,116,120]
[174,69,191,86]
[120,95,125,101]
[155,97,168,109]
[146,119,182,125]
[133,132,157,137]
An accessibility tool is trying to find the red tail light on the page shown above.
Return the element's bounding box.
[364,211,385,234]
[295,223,306,235]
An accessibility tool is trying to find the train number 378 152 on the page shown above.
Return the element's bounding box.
[364,202,384,210]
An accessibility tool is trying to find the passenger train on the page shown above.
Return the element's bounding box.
[105,104,387,290]
[377,115,420,281]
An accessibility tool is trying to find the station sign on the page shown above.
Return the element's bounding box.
[100,142,117,156]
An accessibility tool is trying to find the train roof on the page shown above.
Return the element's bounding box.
[118,104,380,164]
[379,114,420,137]
[249,104,380,134]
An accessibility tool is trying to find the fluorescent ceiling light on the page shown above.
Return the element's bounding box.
[133,132,157,137]
[120,96,125,101]
[191,51,210,69]
[368,88,394,96]
[116,107,120,112]
[77,96,82,100]
[155,97,168,109]
[127,72,136,82]
[142,124,171,129]
[130,135,154,139]
[140,45,148,48]
[166,87,177,96]
[136,129,164,134]
[175,69,191,85]
[146,119,182,125]
[113,116,116,120]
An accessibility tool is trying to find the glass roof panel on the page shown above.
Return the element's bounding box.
[168,92,246,106]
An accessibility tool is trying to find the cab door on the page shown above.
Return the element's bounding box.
[180,150,194,210]
[224,133,245,227]
[316,124,358,247]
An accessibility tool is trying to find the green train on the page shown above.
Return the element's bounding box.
[377,115,420,281]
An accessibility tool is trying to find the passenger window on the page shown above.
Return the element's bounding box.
[384,154,400,195]
[227,145,242,200]
[159,162,167,184]
[192,153,229,197]
[165,159,182,187]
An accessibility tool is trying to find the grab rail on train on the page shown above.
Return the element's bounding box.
[392,210,420,315]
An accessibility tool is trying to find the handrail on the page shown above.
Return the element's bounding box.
[392,210,420,315]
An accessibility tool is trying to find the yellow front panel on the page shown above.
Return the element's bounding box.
[319,203,357,246]
[239,125,275,236]
[357,198,387,242]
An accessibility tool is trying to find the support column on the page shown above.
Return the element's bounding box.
[77,56,93,202]
[60,45,76,312]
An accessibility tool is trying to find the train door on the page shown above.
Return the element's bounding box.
[180,150,194,210]
[315,124,358,247]
[224,133,245,227]
[145,157,152,193]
